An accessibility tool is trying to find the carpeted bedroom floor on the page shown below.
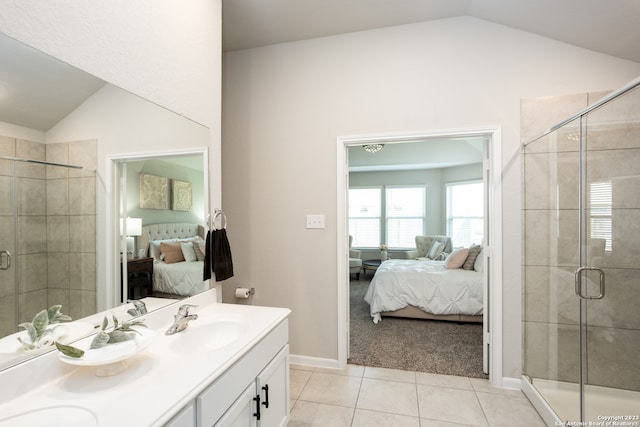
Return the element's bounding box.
[348,277,488,379]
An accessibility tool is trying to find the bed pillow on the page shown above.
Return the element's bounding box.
[160,242,185,264]
[427,241,445,260]
[193,241,206,261]
[474,250,483,273]
[181,242,197,262]
[445,247,469,269]
[149,238,180,260]
[463,244,482,270]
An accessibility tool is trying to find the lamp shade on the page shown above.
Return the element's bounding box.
[122,217,142,236]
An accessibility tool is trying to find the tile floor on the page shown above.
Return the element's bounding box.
[289,364,546,427]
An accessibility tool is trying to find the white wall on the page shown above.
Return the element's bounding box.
[222,16,640,379]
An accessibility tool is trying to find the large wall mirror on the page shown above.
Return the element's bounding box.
[0,33,211,371]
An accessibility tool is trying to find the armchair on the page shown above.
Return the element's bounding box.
[404,235,453,260]
[349,235,362,279]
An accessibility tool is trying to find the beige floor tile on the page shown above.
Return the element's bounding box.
[299,372,362,407]
[290,368,313,400]
[415,372,473,390]
[475,391,546,427]
[417,384,488,427]
[288,401,354,427]
[364,366,416,383]
[356,378,419,417]
[352,408,420,427]
[420,419,479,427]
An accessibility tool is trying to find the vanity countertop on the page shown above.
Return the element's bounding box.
[0,290,291,426]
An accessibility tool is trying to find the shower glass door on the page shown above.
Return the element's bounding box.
[525,81,640,424]
[580,85,640,421]
[0,158,17,338]
[524,115,582,422]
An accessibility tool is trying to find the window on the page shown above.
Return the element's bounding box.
[348,188,381,247]
[386,187,425,248]
[446,181,484,247]
[589,181,612,252]
[349,186,425,248]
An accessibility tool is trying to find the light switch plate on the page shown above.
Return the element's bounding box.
[306,214,325,229]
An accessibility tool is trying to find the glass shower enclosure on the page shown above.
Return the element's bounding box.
[0,156,96,341]
[523,78,640,424]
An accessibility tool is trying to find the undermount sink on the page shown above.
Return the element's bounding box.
[169,317,248,353]
[0,406,97,427]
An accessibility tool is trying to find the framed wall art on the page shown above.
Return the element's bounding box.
[171,179,192,211]
[139,173,169,209]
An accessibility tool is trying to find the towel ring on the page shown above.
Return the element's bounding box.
[212,209,227,230]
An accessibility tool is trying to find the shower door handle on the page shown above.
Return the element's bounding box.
[0,250,10,270]
[574,266,605,300]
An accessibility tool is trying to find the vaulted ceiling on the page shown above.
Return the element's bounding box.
[222,0,640,63]
[2,2,639,132]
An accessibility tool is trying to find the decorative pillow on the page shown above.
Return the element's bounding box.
[463,244,482,270]
[160,242,185,264]
[474,249,483,273]
[193,241,206,261]
[149,238,179,260]
[427,241,444,260]
[445,247,469,269]
[181,242,197,262]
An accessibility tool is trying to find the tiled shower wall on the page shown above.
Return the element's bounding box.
[522,90,640,392]
[0,136,96,337]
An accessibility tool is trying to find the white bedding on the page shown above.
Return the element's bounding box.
[153,260,209,297]
[363,259,483,323]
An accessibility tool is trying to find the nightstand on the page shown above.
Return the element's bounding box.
[122,257,154,300]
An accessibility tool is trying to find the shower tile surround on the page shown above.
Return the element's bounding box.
[522,90,640,393]
[0,136,96,337]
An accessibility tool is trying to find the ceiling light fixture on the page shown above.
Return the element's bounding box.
[363,144,384,153]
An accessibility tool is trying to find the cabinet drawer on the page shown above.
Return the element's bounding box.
[127,258,153,274]
[197,319,288,427]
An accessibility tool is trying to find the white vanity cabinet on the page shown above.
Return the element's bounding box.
[214,346,289,427]
[196,319,289,427]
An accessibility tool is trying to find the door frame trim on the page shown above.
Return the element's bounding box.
[336,126,503,384]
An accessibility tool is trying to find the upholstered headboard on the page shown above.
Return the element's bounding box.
[139,223,205,257]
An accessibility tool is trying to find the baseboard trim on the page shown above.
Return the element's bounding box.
[289,354,340,369]
[500,376,522,390]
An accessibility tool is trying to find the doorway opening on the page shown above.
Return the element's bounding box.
[336,127,503,383]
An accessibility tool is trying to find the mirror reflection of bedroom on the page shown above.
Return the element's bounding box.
[347,137,488,379]
[116,153,210,304]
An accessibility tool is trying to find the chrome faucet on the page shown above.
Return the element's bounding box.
[165,304,199,335]
[127,299,147,317]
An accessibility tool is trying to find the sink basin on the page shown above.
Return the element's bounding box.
[0,406,97,427]
[170,318,248,353]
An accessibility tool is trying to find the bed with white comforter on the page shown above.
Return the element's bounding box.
[140,223,210,297]
[363,259,483,323]
[152,260,209,296]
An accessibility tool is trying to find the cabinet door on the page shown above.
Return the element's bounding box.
[255,345,289,427]
[214,383,257,427]
[166,402,195,427]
